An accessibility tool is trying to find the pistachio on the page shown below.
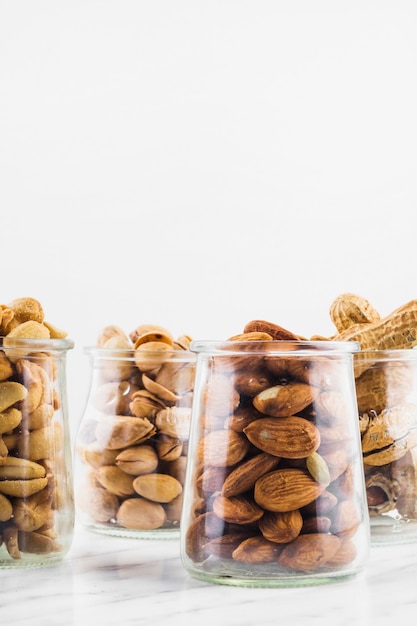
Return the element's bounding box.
[115,445,159,475]
[306,452,331,486]
[95,415,156,450]
[133,473,182,503]
[155,406,192,439]
[116,497,166,530]
[96,465,135,497]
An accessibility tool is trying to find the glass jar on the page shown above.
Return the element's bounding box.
[0,337,74,568]
[354,349,417,544]
[180,340,370,587]
[75,346,196,538]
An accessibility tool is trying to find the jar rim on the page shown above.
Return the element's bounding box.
[0,337,74,351]
[189,339,361,356]
[354,347,417,360]
[84,346,195,361]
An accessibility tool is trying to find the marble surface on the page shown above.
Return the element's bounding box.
[1,524,416,625]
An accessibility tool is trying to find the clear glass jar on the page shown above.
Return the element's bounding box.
[75,347,196,538]
[180,340,370,587]
[355,349,417,544]
[0,337,75,568]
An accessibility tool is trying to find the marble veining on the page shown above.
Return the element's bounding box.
[1,524,417,625]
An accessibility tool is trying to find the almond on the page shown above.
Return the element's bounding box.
[278,533,341,571]
[243,416,320,459]
[212,494,264,524]
[203,531,253,559]
[198,429,250,467]
[253,381,319,417]
[232,535,282,563]
[243,320,300,341]
[259,509,303,543]
[254,468,326,512]
[185,511,226,562]
[221,452,280,497]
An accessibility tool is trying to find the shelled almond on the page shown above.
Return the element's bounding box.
[183,326,368,576]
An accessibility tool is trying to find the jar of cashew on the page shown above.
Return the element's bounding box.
[75,325,196,538]
[0,332,75,568]
[180,338,370,587]
[354,349,417,544]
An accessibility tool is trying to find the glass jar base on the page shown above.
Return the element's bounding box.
[185,566,363,588]
[370,515,417,545]
[0,551,66,569]
[82,522,180,540]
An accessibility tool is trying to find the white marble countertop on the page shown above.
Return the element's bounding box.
[1,524,416,625]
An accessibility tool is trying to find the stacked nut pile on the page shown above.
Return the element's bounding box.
[75,324,195,532]
[184,321,366,574]
[0,297,70,560]
[326,294,417,522]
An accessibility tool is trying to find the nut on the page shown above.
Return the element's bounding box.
[115,445,159,475]
[13,490,53,532]
[258,509,303,543]
[116,497,167,530]
[0,381,27,412]
[212,494,264,524]
[221,452,280,497]
[96,465,135,497]
[0,477,48,497]
[278,533,341,571]
[198,429,250,467]
[244,416,320,459]
[243,320,301,340]
[253,381,320,417]
[330,293,381,333]
[204,532,253,559]
[132,473,182,503]
[95,415,156,450]
[0,492,13,521]
[232,535,282,563]
[0,457,46,480]
[254,468,326,512]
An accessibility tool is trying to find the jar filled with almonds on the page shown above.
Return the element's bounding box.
[180,333,370,587]
[0,298,74,568]
[75,324,196,538]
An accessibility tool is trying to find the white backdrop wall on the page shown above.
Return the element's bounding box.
[0,0,416,432]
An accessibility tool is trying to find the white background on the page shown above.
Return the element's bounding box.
[0,0,416,433]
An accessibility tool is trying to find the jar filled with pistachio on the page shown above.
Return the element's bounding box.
[75,324,196,538]
[180,326,370,587]
[0,297,74,568]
